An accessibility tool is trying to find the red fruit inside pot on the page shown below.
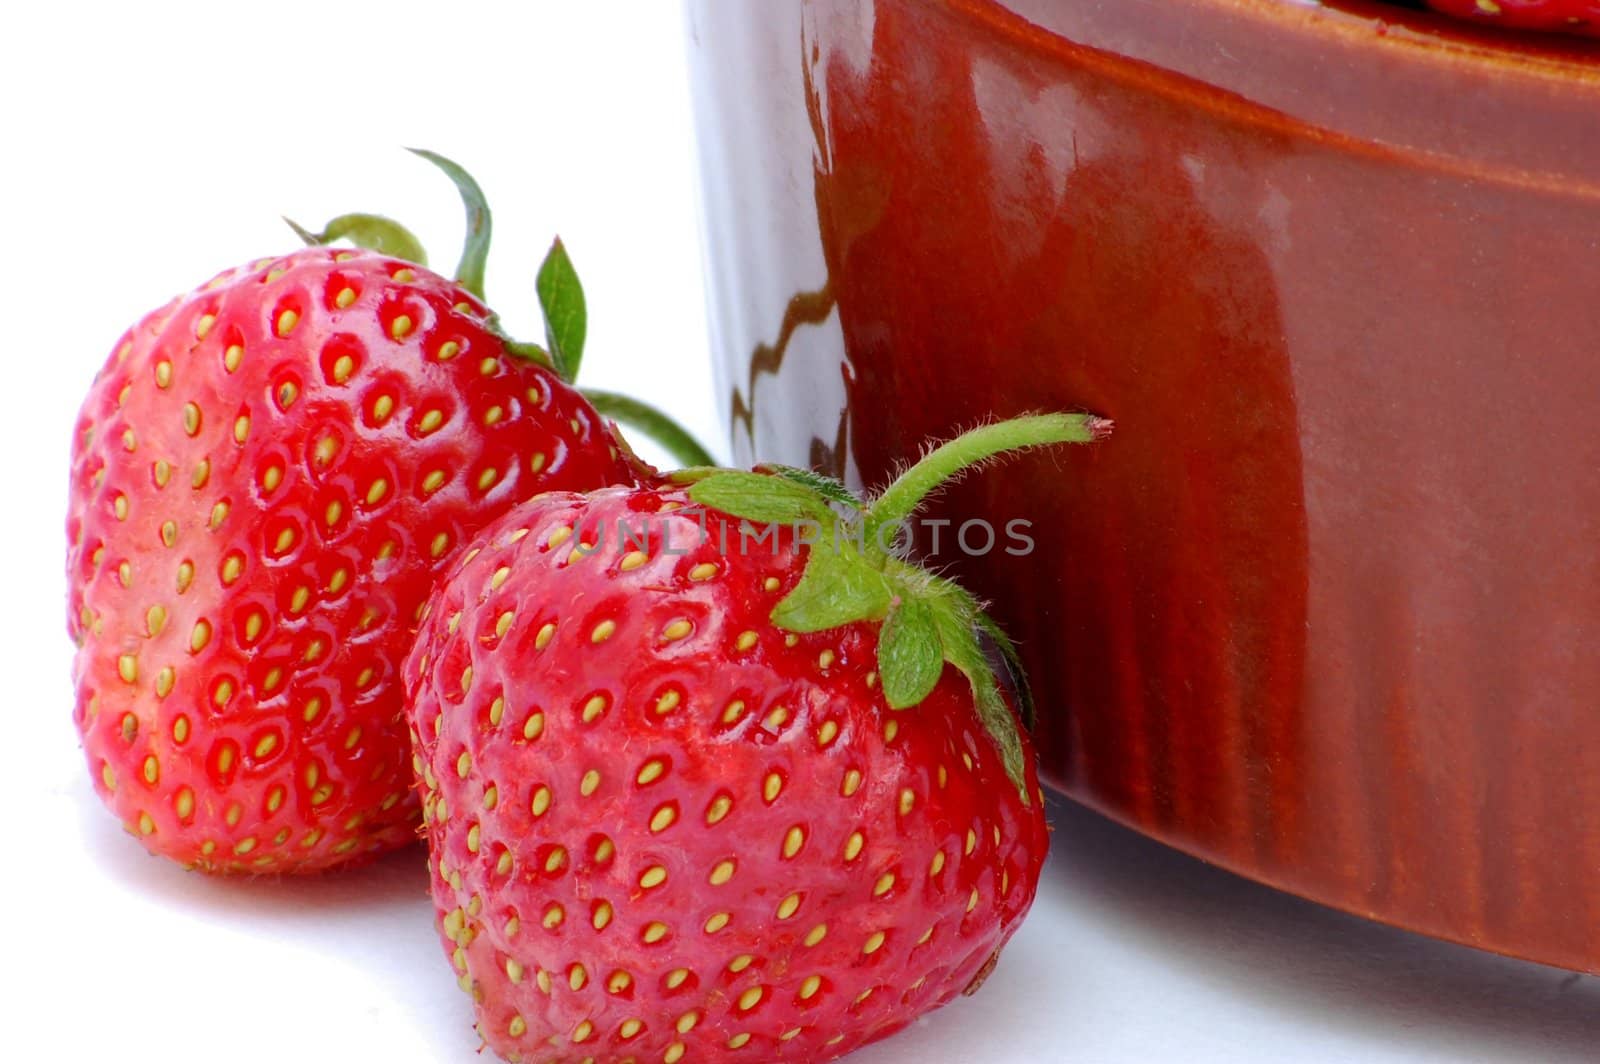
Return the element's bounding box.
[1405,0,1598,36]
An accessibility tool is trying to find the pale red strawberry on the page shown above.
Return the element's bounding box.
[1421,0,1599,35]
[67,245,639,873]
[406,415,1106,1061]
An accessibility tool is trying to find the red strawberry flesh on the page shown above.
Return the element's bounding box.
[406,485,1048,1061]
[1420,0,1599,35]
[67,247,637,872]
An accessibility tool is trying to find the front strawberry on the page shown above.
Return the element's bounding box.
[407,414,1106,1061]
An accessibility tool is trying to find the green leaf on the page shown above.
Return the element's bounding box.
[285,214,428,265]
[878,598,944,709]
[537,238,586,383]
[771,544,892,633]
[925,572,1035,731]
[977,608,1035,730]
[755,464,864,511]
[872,562,1031,801]
[688,471,832,525]
[408,148,492,300]
[932,604,1031,803]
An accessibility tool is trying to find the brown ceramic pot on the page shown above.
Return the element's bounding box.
[685,0,1600,972]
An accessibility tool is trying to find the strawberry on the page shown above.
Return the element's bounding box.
[405,414,1107,1062]
[66,153,708,874]
[1419,0,1599,35]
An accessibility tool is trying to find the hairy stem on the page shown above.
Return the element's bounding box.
[865,413,1110,547]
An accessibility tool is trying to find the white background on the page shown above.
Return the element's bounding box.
[4,3,1597,1061]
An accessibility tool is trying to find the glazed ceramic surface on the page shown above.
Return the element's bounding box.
[685,0,1600,972]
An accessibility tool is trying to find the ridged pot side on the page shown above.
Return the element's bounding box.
[685,0,1600,971]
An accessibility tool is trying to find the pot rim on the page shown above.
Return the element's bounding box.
[1216,0,1600,83]
[939,0,1600,193]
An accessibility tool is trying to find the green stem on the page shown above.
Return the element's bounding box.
[408,148,491,300]
[865,413,1110,547]
[582,389,716,469]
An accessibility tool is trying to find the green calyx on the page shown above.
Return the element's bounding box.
[283,149,713,467]
[681,413,1111,801]
[284,213,429,266]
[407,148,491,300]
[535,237,584,382]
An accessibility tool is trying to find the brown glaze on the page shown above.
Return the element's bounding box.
[685,0,1600,972]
